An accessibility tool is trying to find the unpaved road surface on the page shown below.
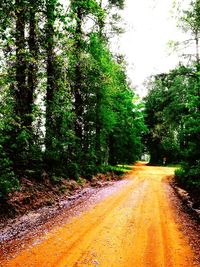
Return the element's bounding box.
[1,163,200,266]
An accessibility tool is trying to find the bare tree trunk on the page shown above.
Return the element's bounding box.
[28,0,38,127]
[15,0,28,127]
[74,6,84,142]
[95,0,105,165]
[195,30,199,64]
[45,0,56,152]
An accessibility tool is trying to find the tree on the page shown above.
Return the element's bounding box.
[144,63,200,188]
[45,0,58,152]
[0,0,146,198]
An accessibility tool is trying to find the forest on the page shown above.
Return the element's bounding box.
[0,0,146,200]
[144,0,200,194]
[0,0,199,205]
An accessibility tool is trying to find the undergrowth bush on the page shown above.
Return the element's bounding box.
[0,147,19,198]
[175,160,200,188]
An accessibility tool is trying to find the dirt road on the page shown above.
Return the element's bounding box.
[1,163,200,266]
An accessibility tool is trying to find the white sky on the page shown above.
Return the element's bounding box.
[111,0,191,97]
[60,0,192,97]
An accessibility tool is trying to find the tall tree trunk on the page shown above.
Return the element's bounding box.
[95,89,101,164]
[74,5,84,143]
[15,0,28,127]
[195,30,199,64]
[108,134,116,165]
[95,0,104,165]
[45,0,56,152]
[27,0,38,127]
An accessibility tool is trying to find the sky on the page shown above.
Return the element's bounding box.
[111,0,190,97]
[60,0,191,97]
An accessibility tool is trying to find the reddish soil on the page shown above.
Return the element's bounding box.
[0,163,200,266]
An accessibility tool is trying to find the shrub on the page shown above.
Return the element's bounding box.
[175,160,200,188]
[67,162,80,180]
[0,147,19,198]
[175,168,187,185]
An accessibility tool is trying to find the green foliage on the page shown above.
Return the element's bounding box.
[144,63,200,166]
[66,162,80,180]
[145,62,200,186]
[175,160,200,188]
[97,165,132,178]
[175,167,187,184]
[0,0,146,198]
[108,0,125,9]
[0,146,19,198]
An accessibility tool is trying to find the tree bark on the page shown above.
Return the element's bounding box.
[95,0,104,165]
[74,5,84,142]
[28,0,38,127]
[15,0,28,126]
[45,0,56,151]
[195,30,199,64]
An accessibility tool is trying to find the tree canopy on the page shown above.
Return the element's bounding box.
[144,0,200,189]
[0,0,145,198]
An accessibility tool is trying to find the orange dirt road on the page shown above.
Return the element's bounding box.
[1,164,200,267]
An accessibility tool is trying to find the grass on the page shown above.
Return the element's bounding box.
[166,164,181,168]
[116,165,133,172]
[98,165,132,176]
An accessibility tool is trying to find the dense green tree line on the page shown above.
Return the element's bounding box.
[144,0,200,189]
[0,0,145,197]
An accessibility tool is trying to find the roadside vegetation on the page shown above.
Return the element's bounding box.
[144,1,200,197]
[0,0,146,207]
